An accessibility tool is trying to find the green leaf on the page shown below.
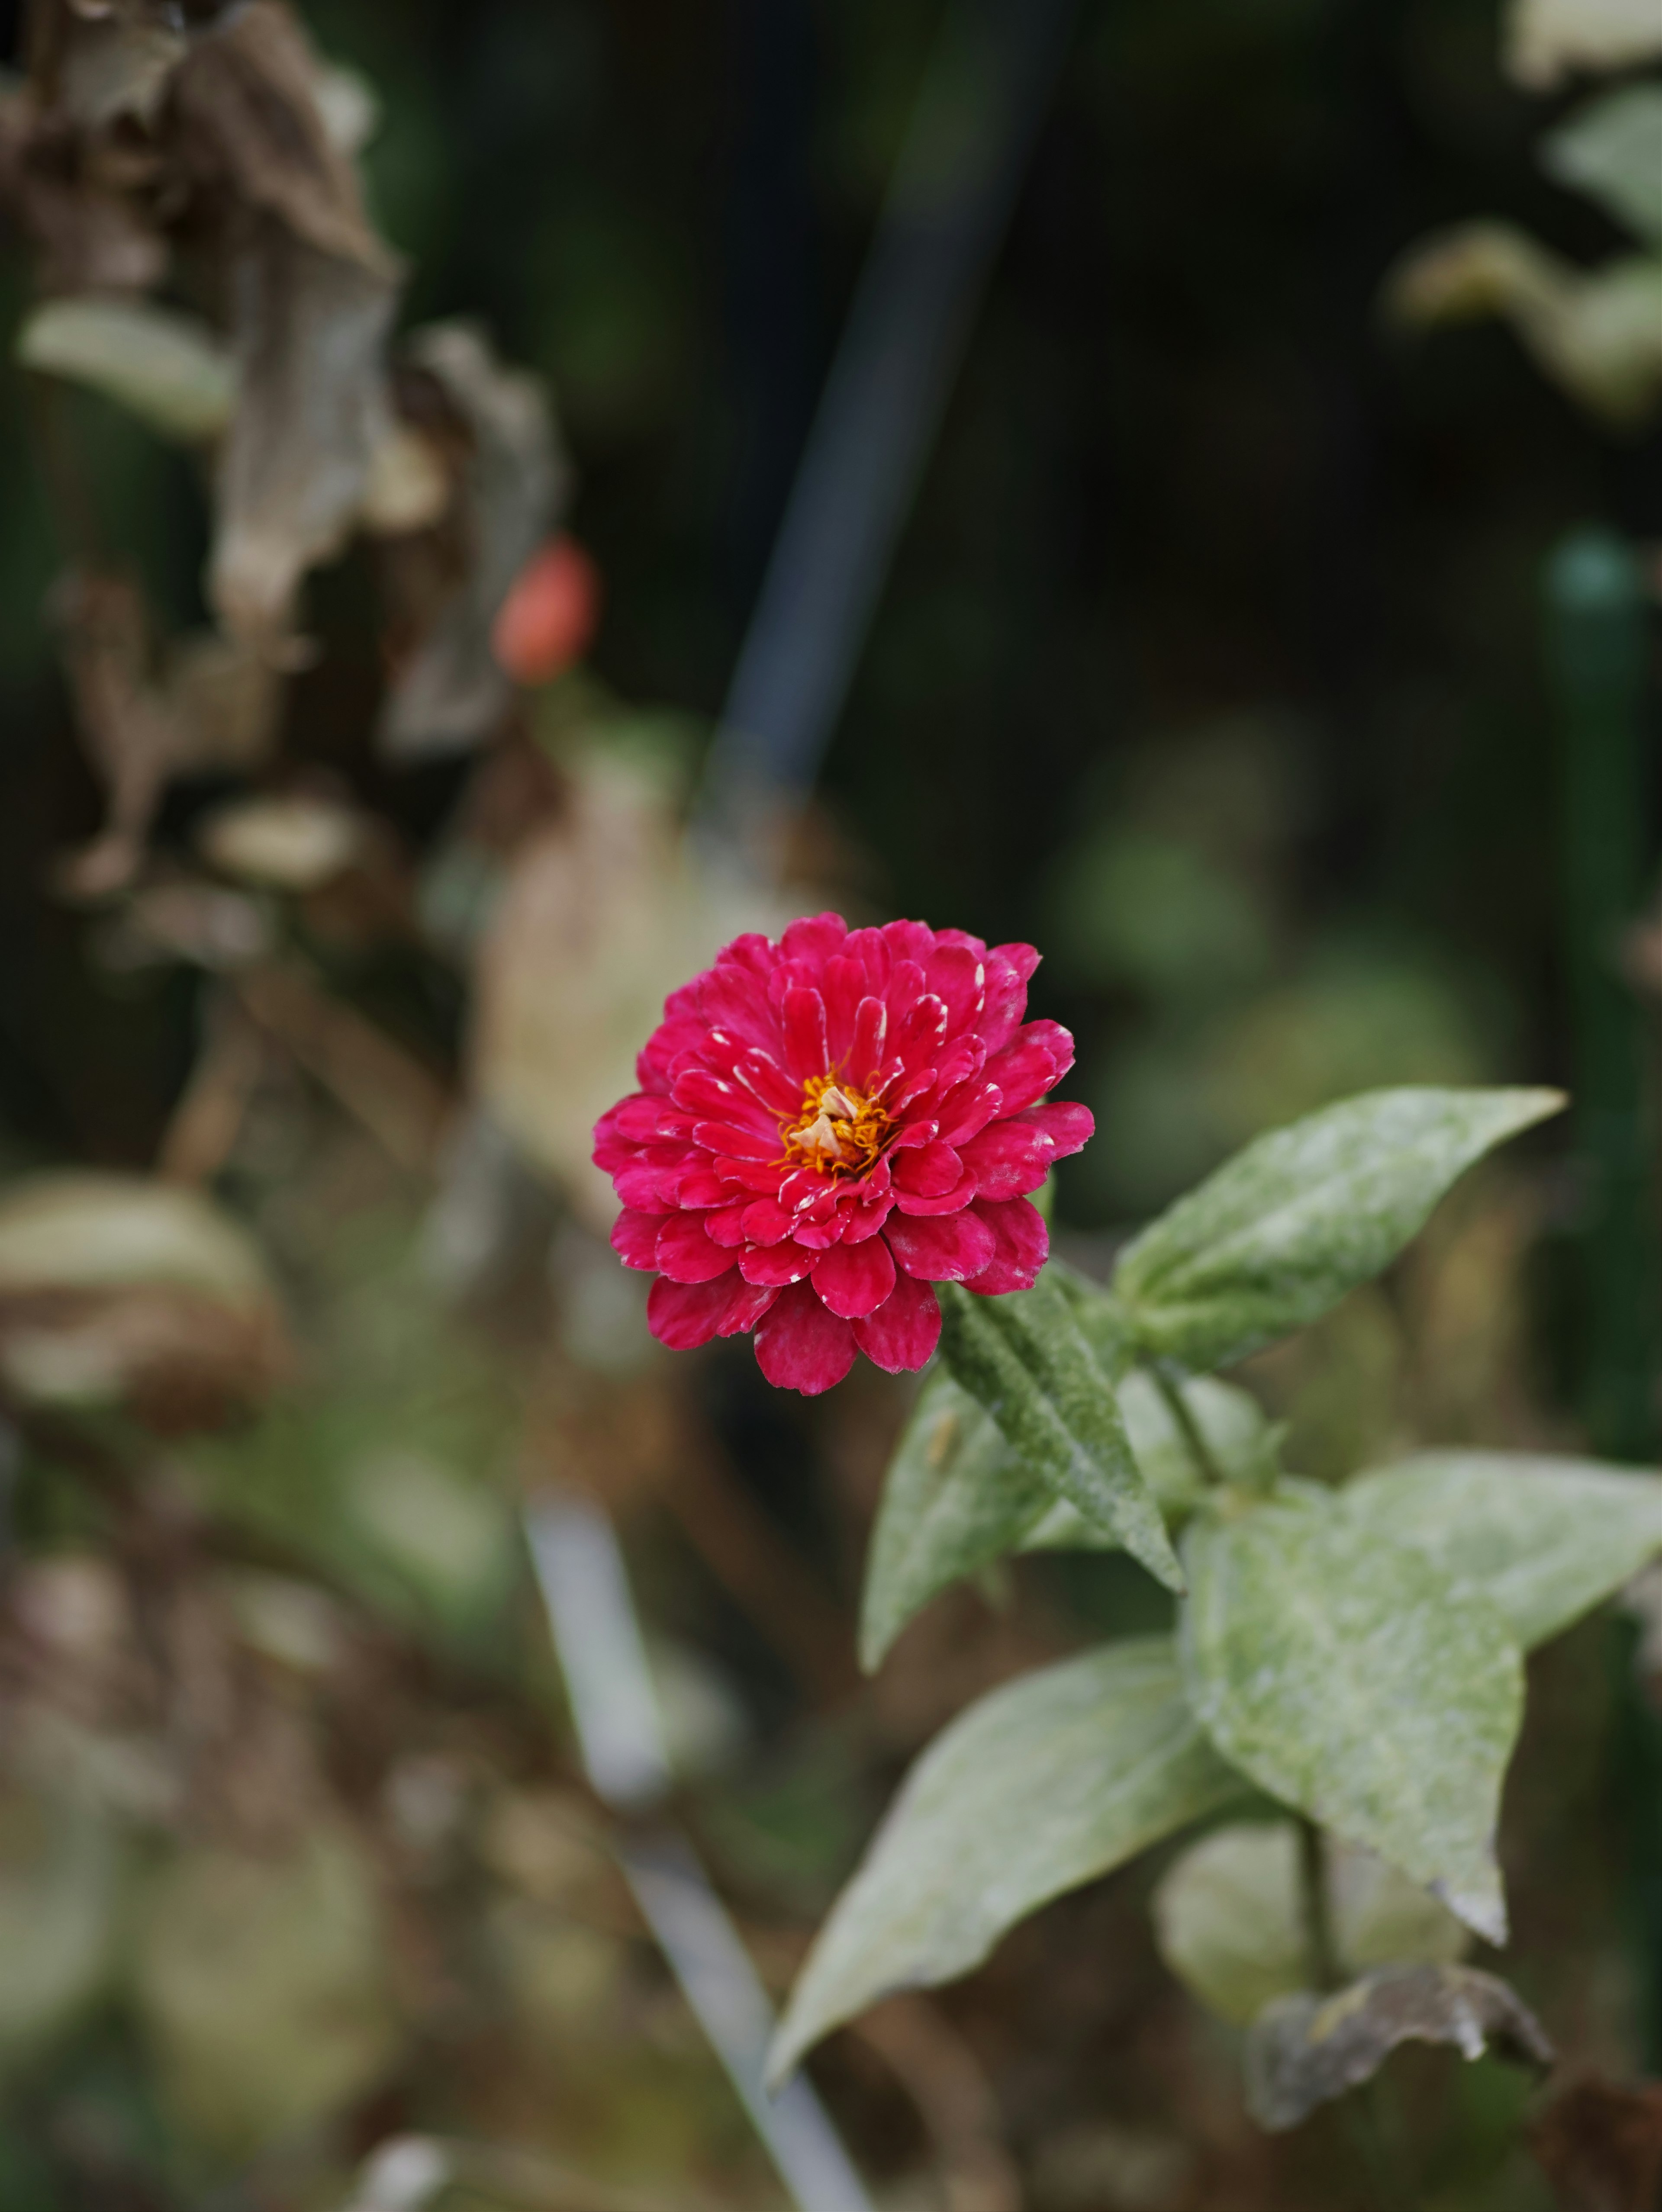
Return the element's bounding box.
[1114,1086,1565,1371]
[1342,1450,1662,1653]
[1542,86,1662,248]
[937,1275,1185,1593]
[1179,1495,1525,1943]
[858,1366,1052,1671]
[1152,1820,1470,2028]
[858,1361,1264,1669]
[768,1638,1243,2083]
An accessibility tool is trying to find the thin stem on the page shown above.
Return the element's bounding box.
[1298,1820,1425,2212]
[1151,1362,1227,1489]
[1296,1815,1342,1993]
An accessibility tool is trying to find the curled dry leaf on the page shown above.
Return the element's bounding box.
[0,1171,287,1431]
[1243,1963,1553,2132]
[199,792,362,891]
[17,295,235,441]
[472,747,785,1230]
[1385,222,1662,428]
[168,0,402,649]
[377,322,569,761]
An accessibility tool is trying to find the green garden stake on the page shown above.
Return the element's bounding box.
[1545,526,1658,1463]
[1546,525,1662,2070]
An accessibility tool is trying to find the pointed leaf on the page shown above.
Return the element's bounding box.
[1115,1086,1565,1370]
[1180,1495,1525,1943]
[937,1275,1184,1592]
[1343,1449,1662,1653]
[859,1363,1262,1669]
[1543,86,1662,250]
[769,1638,1243,2082]
[859,1366,1051,1672]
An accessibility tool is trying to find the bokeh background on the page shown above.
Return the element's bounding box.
[0,0,1657,2207]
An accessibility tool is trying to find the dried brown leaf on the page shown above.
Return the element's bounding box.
[165,2,402,646]
[1243,1963,1554,2133]
[378,322,569,761]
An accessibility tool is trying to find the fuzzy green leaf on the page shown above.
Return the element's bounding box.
[768,1638,1243,2083]
[937,1275,1184,1593]
[859,1363,1266,1669]
[1342,1450,1662,1653]
[1114,1086,1565,1372]
[1179,1494,1525,1944]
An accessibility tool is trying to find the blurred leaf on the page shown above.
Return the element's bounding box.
[860,1362,1268,1669]
[473,743,783,1228]
[1043,827,1275,1002]
[1114,1086,1565,1371]
[1342,1449,1662,1652]
[16,297,235,442]
[345,1448,517,1630]
[0,1173,272,1307]
[1180,1494,1524,1942]
[199,791,362,891]
[378,321,569,760]
[1505,0,1662,90]
[133,1823,401,2157]
[1152,1819,1469,2028]
[171,0,403,645]
[769,1638,1242,2081]
[1243,1964,1552,2132]
[1543,86,1662,248]
[0,1172,286,1427]
[0,1789,126,2076]
[937,1275,1184,1593]
[1387,222,1662,427]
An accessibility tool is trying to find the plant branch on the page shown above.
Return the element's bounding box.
[1151,1362,1227,1489]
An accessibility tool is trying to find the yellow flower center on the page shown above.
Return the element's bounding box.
[778,1074,893,1180]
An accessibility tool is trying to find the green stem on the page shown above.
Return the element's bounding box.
[1296,1815,1341,1992]
[1151,1363,1227,1489]
[1298,1820,1425,2212]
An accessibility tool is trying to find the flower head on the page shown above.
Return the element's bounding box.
[593,913,1094,1394]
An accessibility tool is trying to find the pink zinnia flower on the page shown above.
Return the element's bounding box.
[593,913,1094,1395]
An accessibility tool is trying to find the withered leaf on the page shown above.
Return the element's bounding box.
[168,1,402,646]
[1243,1963,1554,2133]
[52,575,279,895]
[378,322,568,761]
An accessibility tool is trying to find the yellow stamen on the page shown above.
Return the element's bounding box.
[778,1073,894,1180]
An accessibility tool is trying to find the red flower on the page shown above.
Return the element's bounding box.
[593,914,1093,1395]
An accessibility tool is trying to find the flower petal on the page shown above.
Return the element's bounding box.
[648,1270,742,1350]
[780,912,848,970]
[740,1239,817,1286]
[884,1208,997,1283]
[892,1140,964,1197]
[611,1207,665,1269]
[979,942,1040,1052]
[782,986,830,1081]
[957,1100,1092,1200]
[850,996,888,1081]
[811,1235,896,1319]
[854,1269,941,1373]
[935,1078,1004,1146]
[656,1212,737,1283]
[753,1282,857,1395]
[740,1197,793,1246]
[962,1196,1049,1295]
[983,1020,1075,1115]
